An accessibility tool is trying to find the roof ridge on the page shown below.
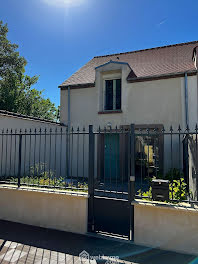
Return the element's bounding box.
[94,40,198,58]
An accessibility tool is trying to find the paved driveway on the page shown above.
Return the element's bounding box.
[0,220,197,264]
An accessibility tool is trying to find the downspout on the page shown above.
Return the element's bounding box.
[67,85,71,179]
[197,64,198,124]
[68,85,71,130]
[184,72,189,127]
[192,46,198,123]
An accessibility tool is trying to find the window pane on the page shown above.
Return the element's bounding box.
[116,79,121,110]
[105,80,113,110]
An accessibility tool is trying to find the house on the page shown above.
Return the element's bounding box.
[59,41,198,182]
[59,41,198,130]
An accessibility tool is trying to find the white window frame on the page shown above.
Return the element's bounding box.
[102,73,121,111]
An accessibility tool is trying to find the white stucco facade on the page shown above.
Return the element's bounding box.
[60,64,198,175]
[60,66,198,131]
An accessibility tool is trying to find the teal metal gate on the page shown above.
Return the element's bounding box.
[88,125,135,240]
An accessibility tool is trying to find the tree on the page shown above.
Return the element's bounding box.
[0,20,58,121]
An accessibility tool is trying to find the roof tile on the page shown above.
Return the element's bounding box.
[59,41,198,87]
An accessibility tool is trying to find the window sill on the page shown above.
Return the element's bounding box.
[98,110,122,114]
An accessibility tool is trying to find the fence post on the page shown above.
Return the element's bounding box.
[17,133,22,188]
[88,125,95,232]
[129,124,135,241]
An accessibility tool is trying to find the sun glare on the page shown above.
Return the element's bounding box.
[43,0,85,7]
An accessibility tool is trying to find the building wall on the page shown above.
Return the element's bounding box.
[60,75,198,174]
[60,76,197,130]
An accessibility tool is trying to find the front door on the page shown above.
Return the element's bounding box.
[104,134,120,181]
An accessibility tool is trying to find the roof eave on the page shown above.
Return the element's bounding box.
[127,70,197,83]
[59,82,95,89]
[59,70,198,89]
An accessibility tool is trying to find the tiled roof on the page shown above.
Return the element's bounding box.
[59,41,198,88]
[0,110,64,125]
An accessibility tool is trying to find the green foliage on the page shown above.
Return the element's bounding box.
[169,178,187,201]
[157,168,183,182]
[138,168,188,202]
[10,176,88,192]
[6,163,88,192]
[138,187,152,200]
[138,178,188,203]
[0,20,58,121]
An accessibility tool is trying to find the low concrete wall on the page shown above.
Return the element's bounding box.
[0,187,88,234]
[133,200,198,255]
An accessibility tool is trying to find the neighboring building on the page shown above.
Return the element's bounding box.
[0,110,63,129]
[0,110,66,179]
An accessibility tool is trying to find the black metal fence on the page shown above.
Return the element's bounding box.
[134,125,196,203]
[0,127,89,192]
[0,125,198,203]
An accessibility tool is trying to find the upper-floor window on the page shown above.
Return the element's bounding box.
[105,79,121,111]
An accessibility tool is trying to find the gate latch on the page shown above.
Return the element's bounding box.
[130,176,135,182]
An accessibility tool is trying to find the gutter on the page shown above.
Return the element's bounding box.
[127,70,197,83]
[58,71,197,90]
[58,83,94,90]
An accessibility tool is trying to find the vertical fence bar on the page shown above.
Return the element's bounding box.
[196,124,198,201]
[129,124,135,241]
[82,127,85,186]
[116,126,118,197]
[33,129,36,184]
[60,127,62,179]
[17,133,22,188]
[140,128,143,197]
[77,127,79,188]
[88,125,95,232]
[65,126,68,188]
[54,128,57,187]
[9,129,12,177]
[5,129,8,177]
[70,127,74,186]
[1,130,4,177]
[28,129,32,186]
[178,125,181,201]
[24,129,27,179]
[14,129,17,177]
[38,128,41,184]
[170,126,173,200]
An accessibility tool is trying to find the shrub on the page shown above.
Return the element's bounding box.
[138,178,187,202]
[157,168,183,182]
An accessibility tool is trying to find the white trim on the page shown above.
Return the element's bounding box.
[102,74,122,111]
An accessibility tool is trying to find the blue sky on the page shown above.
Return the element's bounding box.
[1,0,198,107]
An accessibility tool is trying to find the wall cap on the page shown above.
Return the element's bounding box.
[132,199,198,212]
[0,185,88,199]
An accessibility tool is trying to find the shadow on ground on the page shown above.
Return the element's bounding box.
[0,220,197,264]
